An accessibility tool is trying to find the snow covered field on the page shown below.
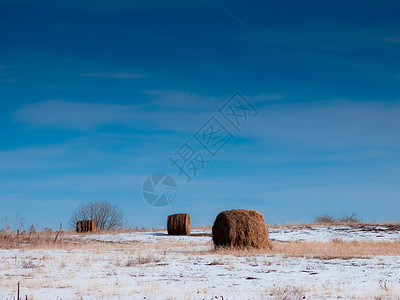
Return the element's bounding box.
[1,224,400,299]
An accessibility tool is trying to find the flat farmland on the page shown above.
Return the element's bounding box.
[1,224,400,299]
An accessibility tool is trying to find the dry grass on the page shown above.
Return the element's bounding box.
[2,224,400,299]
[0,230,62,249]
[210,240,400,258]
[272,239,400,258]
[125,253,162,266]
[0,229,213,251]
[3,223,400,259]
[267,286,306,300]
[0,226,168,250]
[269,222,400,230]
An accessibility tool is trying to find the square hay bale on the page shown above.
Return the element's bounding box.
[76,219,96,233]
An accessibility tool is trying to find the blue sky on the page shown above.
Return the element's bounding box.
[1,0,400,229]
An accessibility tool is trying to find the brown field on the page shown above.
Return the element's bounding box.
[3,223,400,259]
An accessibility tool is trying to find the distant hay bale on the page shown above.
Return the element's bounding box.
[212,209,270,248]
[167,213,191,235]
[76,220,96,233]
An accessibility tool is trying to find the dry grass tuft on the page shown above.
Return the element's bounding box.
[267,286,306,300]
[125,254,161,266]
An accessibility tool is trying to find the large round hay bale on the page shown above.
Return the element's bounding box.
[167,213,191,235]
[212,209,270,248]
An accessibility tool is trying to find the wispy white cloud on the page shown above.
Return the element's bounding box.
[80,72,146,79]
[225,24,400,82]
[0,66,16,69]
[143,90,286,112]
[14,96,400,152]
[13,92,221,131]
[379,36,400,44]
[14,100,143,130]
[0,145,70,170]
[0,66,16,82]
[143,90,225,110]
[250,93,287,104]
[246,99,400,149]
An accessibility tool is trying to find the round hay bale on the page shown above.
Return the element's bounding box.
[212,209,270,248]
[167,213,191,235]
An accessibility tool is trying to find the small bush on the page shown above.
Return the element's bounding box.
[69,201,124,231]
[315,213,359,224]
[314,215,336,224]
[339,213,359,223]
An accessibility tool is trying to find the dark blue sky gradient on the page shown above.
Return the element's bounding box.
[0,0,399,229]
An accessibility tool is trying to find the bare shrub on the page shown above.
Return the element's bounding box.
[2,214,25,232]
[339,213,359,223]
[69,201,124,231]
[315,213,359,224]
[314,214,335,224]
